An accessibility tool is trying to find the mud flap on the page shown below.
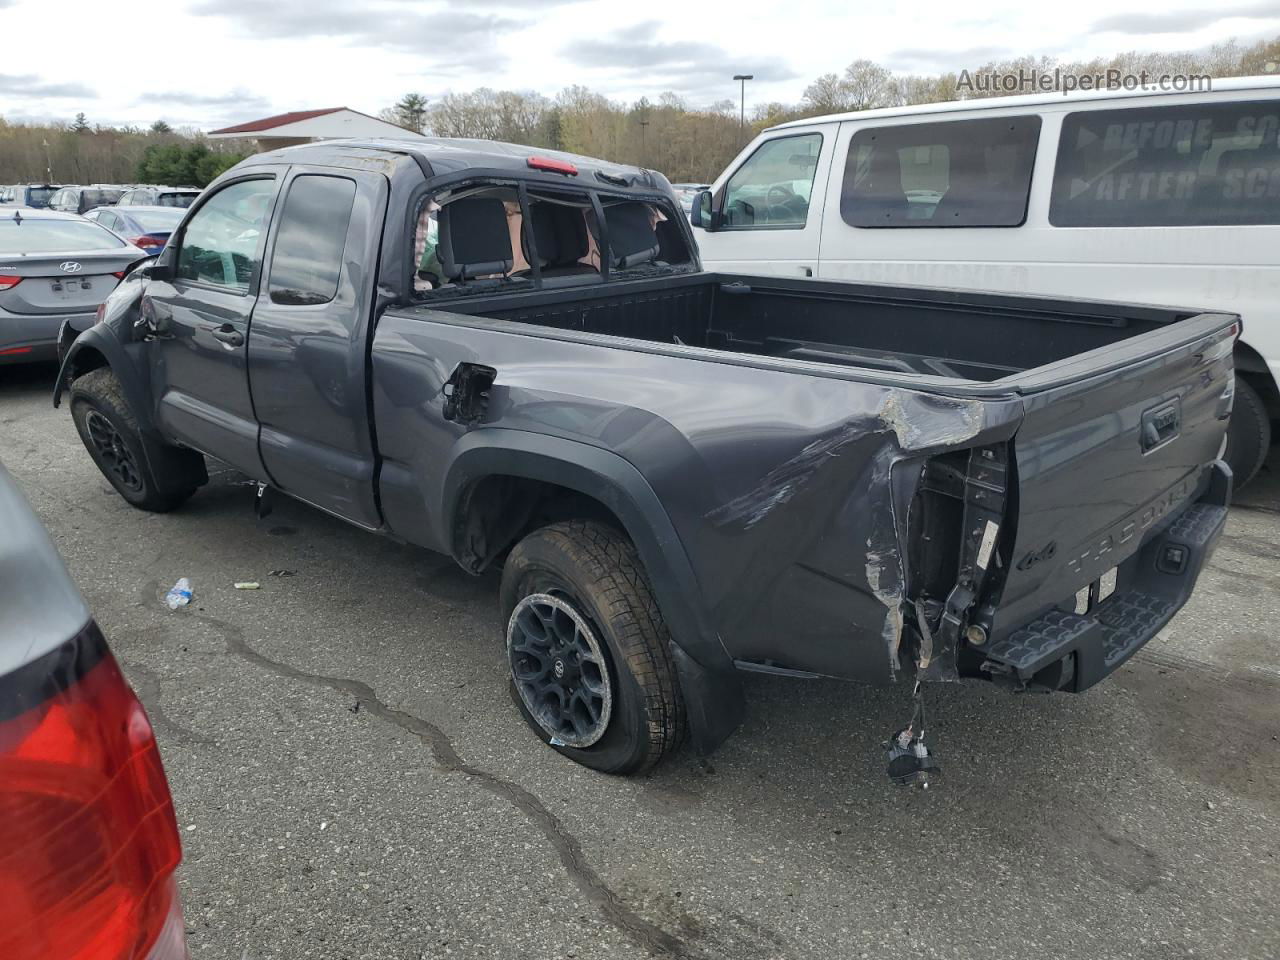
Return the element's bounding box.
[668,642,744,756]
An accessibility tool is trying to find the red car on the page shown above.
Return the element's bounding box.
[0,460,189,960]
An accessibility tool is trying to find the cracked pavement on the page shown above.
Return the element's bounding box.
[3,362,1279,960]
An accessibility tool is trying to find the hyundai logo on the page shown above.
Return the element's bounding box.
[59,261,83,274]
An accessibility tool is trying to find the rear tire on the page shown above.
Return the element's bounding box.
[499,520,686,775]
[70,368,204,512]
[1225,375,1270,489]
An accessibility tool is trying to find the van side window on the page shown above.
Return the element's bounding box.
[175,178,275,292]
[841,115,1041,228]
[1051,102,1280,227]
[721,134,823,229]
[268,176,356,305]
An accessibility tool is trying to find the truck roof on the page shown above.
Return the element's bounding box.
[248,137,671,192]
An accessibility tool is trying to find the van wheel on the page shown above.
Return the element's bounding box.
[1224,376,1270,489]
[70,369,204,512]
[499,520,686,775]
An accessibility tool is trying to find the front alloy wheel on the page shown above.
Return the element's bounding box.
[84,409,143,494]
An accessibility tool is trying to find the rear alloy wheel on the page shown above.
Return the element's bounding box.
[507,592,613,748]
[500,520,686,775]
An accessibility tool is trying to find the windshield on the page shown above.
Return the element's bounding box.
[158,192,198,208]
[0,218,126,253]
[131,208,186,232]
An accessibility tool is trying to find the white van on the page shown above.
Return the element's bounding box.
[691,76,1280,486]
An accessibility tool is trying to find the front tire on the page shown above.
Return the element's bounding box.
[1225,375,1270,489]
[499,520,686,775]
[70,368,204,512]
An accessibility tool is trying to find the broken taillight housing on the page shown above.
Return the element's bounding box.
[0,623,188,960]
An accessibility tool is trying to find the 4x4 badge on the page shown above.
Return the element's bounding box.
[1016,541,1058,571]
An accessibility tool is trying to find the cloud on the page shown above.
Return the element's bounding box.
[883,46,1014,72]
[136,89,274,111]
[1092,2,1280,34]
[561,21,798,101]
[0,73,95,99]
[188,0,520,70]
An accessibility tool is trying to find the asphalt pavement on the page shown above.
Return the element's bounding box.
[3,361,1278,960]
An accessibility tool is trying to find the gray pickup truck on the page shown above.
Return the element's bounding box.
[55,139,1235,776]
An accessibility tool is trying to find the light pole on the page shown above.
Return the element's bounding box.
[43,139,52,181]
[639,118,650,167]
[732,74,753,144]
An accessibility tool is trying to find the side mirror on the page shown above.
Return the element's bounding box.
[690,190,716,231]
[141,262,172,282]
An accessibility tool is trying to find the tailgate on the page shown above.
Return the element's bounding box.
[989,314,1236,640]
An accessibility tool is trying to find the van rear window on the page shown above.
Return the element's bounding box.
[1050,101,1280,227]
[841,115,1041,228]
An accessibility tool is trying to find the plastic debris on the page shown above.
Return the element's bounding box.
[234,581,260,590]
[164,578,193,610]
[268,569,296,577]
[548,736,566,747]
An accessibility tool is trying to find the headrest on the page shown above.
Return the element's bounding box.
[603,201,659,269]
[438,197,513,280]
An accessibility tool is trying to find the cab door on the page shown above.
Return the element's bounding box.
[692,126,835,278]
[245,168,387,529]
[144,173,282,477]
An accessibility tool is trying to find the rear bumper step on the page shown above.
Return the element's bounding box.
[981,472,1229,692]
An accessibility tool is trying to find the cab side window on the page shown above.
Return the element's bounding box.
[721,133,823,229]
[175,179,275,292]
[268,175,356,305]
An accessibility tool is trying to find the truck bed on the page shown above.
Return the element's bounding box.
[435,273,1203,386]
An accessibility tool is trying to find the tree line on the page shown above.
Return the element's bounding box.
[380,34,1279,183]
[0,116,248,187]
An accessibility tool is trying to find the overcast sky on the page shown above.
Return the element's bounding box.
[1,0,1278,129]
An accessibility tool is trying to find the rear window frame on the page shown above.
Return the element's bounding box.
[406,175,695,302]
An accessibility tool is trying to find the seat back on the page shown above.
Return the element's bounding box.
[438,197,514,280]
[603,201,660,268]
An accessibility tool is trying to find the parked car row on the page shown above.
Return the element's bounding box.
[1,183,200,212]
[0,182,198,363]
[1,208,150,364]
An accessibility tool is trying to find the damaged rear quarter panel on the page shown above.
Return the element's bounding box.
[373,314,1022,684]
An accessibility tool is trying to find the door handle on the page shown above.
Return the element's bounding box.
[211,324,244,347]
[799,266,813,277]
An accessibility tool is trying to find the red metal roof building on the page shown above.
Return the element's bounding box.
[208,107,422,150]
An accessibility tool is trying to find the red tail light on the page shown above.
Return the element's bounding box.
[527,156,578,176]
[129,236,164,249]
[112,271,126,280]
[0,274,21,289]
[0,624,188,960]
[0,346,34,356]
